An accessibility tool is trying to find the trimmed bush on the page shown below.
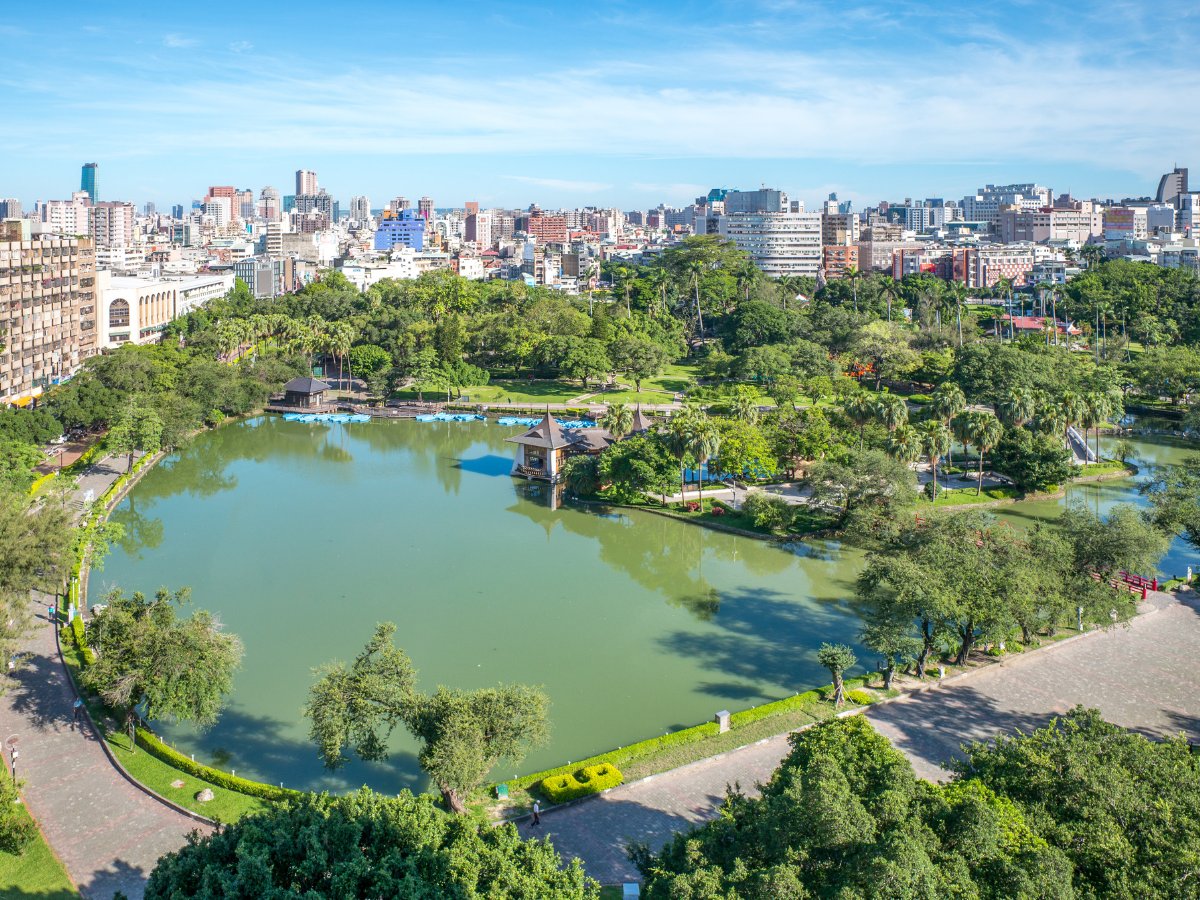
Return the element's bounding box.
[134,729,304,803]
[539,763,624,804]
[846,689,876,706]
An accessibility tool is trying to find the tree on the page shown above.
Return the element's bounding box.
[597,434,675,503]
[844,392,876,450]
[816,642,856,707]
[996,387,1035,428]
[665,411,699,504]
[990,427,1073,493]
[928,383,965,469]
[347,344,393,380]
[952,707,1200,899]
[712,418,776,481]
[84,587,243,746]
[611,337,670,392]
[962,411,1004,495]
[885,423,921,464]
[145,788,596,899]
[107,395,164,472]
[860,609,920,690]
[873,393,908,431]
[0,439,42,492]
[850,321,920,389]
[305,623,549,814]
[0,776,34,854]
[1060,500,1169,577]
[729,385,761,424]
[688,420,722,507]
[561,453,600,498]
[806,448,918,533]
[599,402,633,440]
[1141,454,1200,551]
[561,338,611,388]
[917,420,952,500]
[634,716,1073,899]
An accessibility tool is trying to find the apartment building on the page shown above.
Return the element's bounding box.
[0,235,97,404]
[718,211,822,276]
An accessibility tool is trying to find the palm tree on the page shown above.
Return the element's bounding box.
[562,454,599,498]
[844,265,861,313]
[886,424,921,464]
[667,411,700,504]
[1058,391,1087,456]
[327,321,355,394]
[689,421,722,509]
[996,388,1035,428]
[879,277,902,323]
[600,402,634,440]
[918,420,953,501]
[874,393,908,431]
[964,411,1004,495]
[946,281,968,347]
[844,392,876,450]
[1082,392,1113,463]
[929,383,966,469]
[731,389,759,425]
[995,278,1015,341]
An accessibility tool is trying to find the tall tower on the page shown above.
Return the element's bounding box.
[81,163,98,202]
[418,196,433,221]
[295,169,318,196]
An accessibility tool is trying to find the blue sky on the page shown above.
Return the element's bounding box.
[3,0,1199,211]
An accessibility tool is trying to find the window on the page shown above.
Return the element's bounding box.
[108,298,130,328]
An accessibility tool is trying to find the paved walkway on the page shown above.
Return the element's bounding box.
[526,589,1200,885]
[1,453,205,899]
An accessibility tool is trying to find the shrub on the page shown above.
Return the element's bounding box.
[710,505,725,517]
[539,763,624,804]
[846,689,875,705]
[685,502,700,512]
[742,490,793,532]
[729,690,823,728]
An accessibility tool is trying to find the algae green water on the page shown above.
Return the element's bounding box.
[92,416,868,793]
[92,417,1197,793]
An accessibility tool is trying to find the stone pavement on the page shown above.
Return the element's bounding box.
[1,453,205,899]
[528,589,1200,885]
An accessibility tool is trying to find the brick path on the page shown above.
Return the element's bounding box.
[2,454,205,899]
[528,589,1200,885]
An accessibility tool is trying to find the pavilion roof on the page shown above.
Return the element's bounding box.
[283,376,331,394]
[506,411,576,450]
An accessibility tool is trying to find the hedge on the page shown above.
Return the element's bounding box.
[846,689,876,706]
[506,721,719,792]
[729,689,824,728]
[133,728,304,803]
[29,472,57,495]
[540,763,624,804]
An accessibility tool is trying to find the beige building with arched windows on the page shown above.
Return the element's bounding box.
[96,270,233,349]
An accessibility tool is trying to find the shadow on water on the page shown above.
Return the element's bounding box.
[453,454,516,477]
[158,706,426,795]
[656,586,868,691]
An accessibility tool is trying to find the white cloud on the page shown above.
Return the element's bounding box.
[229,40,253,53]
[162,33,197,48]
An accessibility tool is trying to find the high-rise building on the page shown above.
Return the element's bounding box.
[237,189,255,220]
[1155,167,1189,204]
[374,209,425,251]
[259,187,281,221]
[207,185,237,203]
[718,211,822,276]
[89,201,136,249]
[0,235,97,403]
[526,211,568,244]
[465,210,493,247]
[349,195,371,223]
[295,169,318,196]
[81,163,98,202]
[389,196,410,213]
[171,204,184,219]
[283,195,296,214]
[0,199,22,219]
[143,202,156,217]
[418,196,434,220]
[41,192,93,236]
[724,188,789,214]
[203,198,232,228]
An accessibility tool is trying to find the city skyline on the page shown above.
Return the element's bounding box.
[4,0,1200,208]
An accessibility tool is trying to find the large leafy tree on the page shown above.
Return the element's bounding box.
[145,788,597,899]
[634,716,1073,899]
[305,623,550,814]
[1141,454,1200,551]
[84,587,243,744]
[806,448,918,535]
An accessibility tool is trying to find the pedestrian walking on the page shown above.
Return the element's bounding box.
[47,603,56,622]
[9,747,17,780]
[531,799,541,826]
[72,698,83,729]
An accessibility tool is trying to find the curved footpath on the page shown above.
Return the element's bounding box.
[527,588,1200,885]
[2,455,206,900]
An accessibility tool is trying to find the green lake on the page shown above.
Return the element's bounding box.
[91,416,1197,793]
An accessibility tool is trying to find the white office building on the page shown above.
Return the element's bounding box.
[718,211,822,276]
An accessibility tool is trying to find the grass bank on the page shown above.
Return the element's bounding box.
[0,804,77,897]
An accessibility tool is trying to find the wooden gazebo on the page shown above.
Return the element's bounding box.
[282,376,331,409]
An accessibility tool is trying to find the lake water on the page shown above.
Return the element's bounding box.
[91,416,1198,793]
[92,416,867,793]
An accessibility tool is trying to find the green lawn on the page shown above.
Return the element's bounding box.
[592,387,677,405]
[0,805,77,897]
[927,484,1021,507]
[394,379,586,405]
[1078,459,1131,476]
